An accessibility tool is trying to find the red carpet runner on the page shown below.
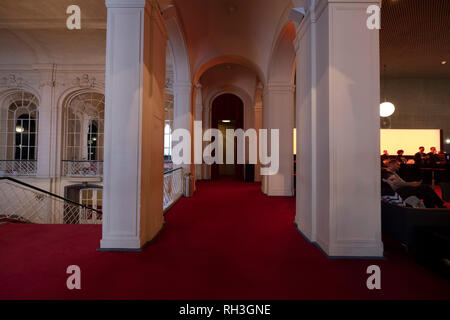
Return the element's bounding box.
[0,180,449,299]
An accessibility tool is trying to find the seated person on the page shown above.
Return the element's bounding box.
[381,171,424,208]
[381,150,389,161]
[384,159,445,208]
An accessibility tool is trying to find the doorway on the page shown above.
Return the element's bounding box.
[211,93,244,181]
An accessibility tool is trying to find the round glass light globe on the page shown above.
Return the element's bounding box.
[380,102,395,117]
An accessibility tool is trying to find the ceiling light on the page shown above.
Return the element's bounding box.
[380,102,395,117]
[15,125,24,133]
[222,120,231,123]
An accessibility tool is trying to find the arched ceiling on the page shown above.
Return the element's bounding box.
[173,0,292,83]
[200,63,258,108]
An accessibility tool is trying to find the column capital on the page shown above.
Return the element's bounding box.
[315,0,382,21]
[265,82,296,93]
[105,0,147,8]
[294,8,312,53]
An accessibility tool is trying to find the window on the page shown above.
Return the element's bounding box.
[79,188,102,223]
[0,90,39,161]
[64,92,104,161]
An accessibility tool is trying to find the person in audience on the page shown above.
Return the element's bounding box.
[414,146,427,167]
[396,149,407,164]
[427,146,440,166]
[381,150,389,167]
[381,170,424,208]
[385,159,445,208]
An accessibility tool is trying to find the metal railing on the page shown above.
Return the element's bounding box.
[0,160,37,176]
[163,167,183,212]
[0,177,102,224]
[62,160,103,177]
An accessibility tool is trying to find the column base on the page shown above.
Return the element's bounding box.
[266,173,293,196]
[316,237,385,258]
[294,221,384,258]
[99,236,141,251]
[99,221,166,251]
[267,189,293,196]
[294,220,314,243]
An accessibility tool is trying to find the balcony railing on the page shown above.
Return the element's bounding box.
[0,160,37,176]
[0,177,102,224]
[163,167,183,212]
[62,160,103,177]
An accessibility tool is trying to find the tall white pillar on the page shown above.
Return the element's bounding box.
[308,0,383,256]
[294,4,316,242]
[173,80,192,173]
[202,101,211,180]
[101,0,167,250]
[254,83,263,182]
[194,83,203,180]
[263,83,294,196]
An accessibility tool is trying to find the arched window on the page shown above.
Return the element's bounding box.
[63,92,104,176]
[164,121,172,157]
[0,91,39,175]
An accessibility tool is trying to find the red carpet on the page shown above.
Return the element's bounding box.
[0,180,449,300]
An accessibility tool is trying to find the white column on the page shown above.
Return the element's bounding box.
[254,84,263,182]
[173,80,192,174]
[35,64,56,178]
[262,83,294,196]
[202,102,211,180]
[294,4,316,242]
[311,0,383,256]
[194,83,203,180]
[101,0,167,250]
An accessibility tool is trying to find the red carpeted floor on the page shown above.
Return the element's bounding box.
[0,180,449,300]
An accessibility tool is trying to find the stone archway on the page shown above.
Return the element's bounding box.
[264,22,297,196]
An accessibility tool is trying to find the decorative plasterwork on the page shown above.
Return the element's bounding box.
[72,74,98,88]
[0,74,27,88]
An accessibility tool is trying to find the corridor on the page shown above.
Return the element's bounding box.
[0,181,449,300]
